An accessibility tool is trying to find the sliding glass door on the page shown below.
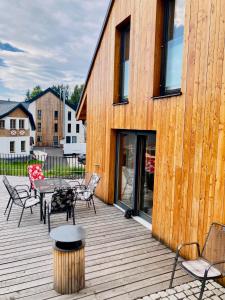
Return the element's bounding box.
[115,131,156,222]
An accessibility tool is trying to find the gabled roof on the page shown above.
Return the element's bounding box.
[0,100,36,130]
[26,87,78,111]
[76,0,114,118]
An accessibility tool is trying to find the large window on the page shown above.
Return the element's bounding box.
[161,0,185,94]
[10,141,15,153]
[21,141,26,152]
[114,17,130,103]
[0,120,5,129]
[10,119,16,129]
[19,119,25,129]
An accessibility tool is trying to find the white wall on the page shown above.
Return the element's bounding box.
[0,136,30,155]
[26,102,36,143]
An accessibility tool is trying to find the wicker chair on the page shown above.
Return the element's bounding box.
[170,222,225,300]
[45,188,76,232]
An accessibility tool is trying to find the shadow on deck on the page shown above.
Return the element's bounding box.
[0,176,191,300]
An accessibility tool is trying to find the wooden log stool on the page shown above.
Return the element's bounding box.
[50,225,85,294]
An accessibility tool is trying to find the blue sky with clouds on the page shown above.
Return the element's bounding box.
[0,0,109,101]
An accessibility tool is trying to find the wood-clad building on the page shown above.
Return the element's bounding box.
[76,0,225,263]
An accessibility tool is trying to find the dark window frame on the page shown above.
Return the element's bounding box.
[0,120,5,129]
[37,136,42,143]
[10,119,16,129]
[160,0,184,96]
[21,140,26,152]
[37,122,41,132]
[54,123,58,133]
[68,111,71,121]
[68,123,71,133]
[10,141,15,153]
[76,124,80,133]
[54,110,58,120]
[19,119,25,129]
[66,136,71,144]
[37,110,42,120]
[72,136,77,143]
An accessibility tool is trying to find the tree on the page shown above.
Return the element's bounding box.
[25,85,42,101]
[70,84,84,107]
[51,84,69,101]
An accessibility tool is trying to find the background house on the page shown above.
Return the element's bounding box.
[0,101,35,155]
[76,0,225,267]
[24,87,85,154]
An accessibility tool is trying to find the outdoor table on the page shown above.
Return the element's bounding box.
[34,178,70,222]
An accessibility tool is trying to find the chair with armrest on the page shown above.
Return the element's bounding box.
[2,175,31,215]
[73,173,100,214]
[27,164,45,194]
[170,222,225,300]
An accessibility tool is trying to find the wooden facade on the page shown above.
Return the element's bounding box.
[77,0,225,265]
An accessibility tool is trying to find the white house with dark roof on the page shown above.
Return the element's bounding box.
[0,100,36,155]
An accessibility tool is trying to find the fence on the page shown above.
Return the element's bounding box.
[0,154,85,179]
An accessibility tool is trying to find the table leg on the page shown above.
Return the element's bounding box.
[40,193,43,222]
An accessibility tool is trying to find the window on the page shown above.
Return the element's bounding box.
[0,120,5,129]
[53,136,58,146]
[37,136,42,143]
[19,119,25,129]
[66,136,71,144]
[21,141,26,152]
[54,111,58,120]
[114,17,130,103]
[10,119,16,129]
[72,136,77,143]
[76,124,80,133]
[68,123,71,133]
[54,123,58,133]
[68,111,71,121]
[10,141,15,153]
[37,122,41,132]
[37,110,42,120]
[160,0,185,95]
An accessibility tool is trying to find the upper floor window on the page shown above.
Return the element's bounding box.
[68,123,71,133]
[114,17,131,103]
[160,0,185,95]
[0,120,5,129]
[37,122,41,132]
[10,119,16,129]
[68,111,71,121]
[54,123,58,133]
[76,124,80,133]
[19,119,25,129]
[37,110,42,120]
[54,111,58,120]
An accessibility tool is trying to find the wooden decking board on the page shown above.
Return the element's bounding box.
[0,176,191,299]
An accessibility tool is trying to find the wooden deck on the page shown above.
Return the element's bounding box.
[0,176,191,300]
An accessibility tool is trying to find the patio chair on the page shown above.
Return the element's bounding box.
[45,188,75,232]
[170,222,225,300]
[73,173,100,214]
[2,175,31,215]
[4,180,40,227]
[27,164,45,194]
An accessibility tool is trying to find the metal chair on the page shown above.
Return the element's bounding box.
[45,188,76,232]
[3,175,31,216]
[4,180,40,227]
[73,173,100,214]
[170,222,225,300]
[27,164,45,194]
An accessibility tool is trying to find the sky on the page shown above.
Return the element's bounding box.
[0,0,109,102]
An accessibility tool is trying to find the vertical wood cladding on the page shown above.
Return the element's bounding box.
[78,0,225,268]
[35,92,64,147]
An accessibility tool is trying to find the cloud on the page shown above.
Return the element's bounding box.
[0,41,25,53]
[0,0,109,101]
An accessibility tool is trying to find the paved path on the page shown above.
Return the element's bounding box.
[139,280,225,300]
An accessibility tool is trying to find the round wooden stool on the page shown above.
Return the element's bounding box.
[50,225,85,294]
